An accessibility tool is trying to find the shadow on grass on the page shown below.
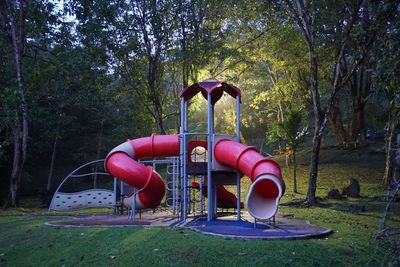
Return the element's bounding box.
[281,196,398,219]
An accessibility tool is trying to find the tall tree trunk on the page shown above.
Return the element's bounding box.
[179,0,189,88]
[351,96,365,142]
[6,113,23,208]
[307,131,322,204]
[306,45,322,205]
[154,104,165,134]
[350,67,369,143]
[383,123,395,185]
[3,0,29,208]
[285,0,322,205]
[286,0,361,205]
[329,93,347,145]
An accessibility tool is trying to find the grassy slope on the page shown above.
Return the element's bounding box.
[0,144,399,266]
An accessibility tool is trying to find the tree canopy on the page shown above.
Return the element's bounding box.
[0,0,399,206]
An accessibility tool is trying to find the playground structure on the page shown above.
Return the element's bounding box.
[48,80,335,239]
[50,80,285,223]
[105,79,285,222]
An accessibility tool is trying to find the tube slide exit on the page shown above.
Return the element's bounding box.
[214,139,285,220]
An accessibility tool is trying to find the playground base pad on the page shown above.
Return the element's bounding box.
[46,210,332,240]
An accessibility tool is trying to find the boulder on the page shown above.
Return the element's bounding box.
[327,188,343,199]
[342,178,360,198]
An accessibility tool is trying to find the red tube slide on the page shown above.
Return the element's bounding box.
[214,139,285,220]
[192,181,244,209]
[105,135,179,209]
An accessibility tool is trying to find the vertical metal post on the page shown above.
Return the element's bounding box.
[236,95,241,220]
[207,93,214,221]
[172,157,176,215]
[129,188,137,221]
[200,175,204,215]
[120,180,124,210]
[182,99,188,220]
[113,177,117,214]
[179,98,185,220]
[184,101,188,216]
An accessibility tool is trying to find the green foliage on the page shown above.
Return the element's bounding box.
[266,109,307,151]
[0,0,397,216]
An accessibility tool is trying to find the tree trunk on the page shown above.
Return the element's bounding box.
[306,46,322,205]
[293,149,298,193]
[285,0,322,205]
[351,96,365,143]
[6,114,23,208]
[383,123,395,185]
[329,93,347,146]
[307,132,322,204]
[350,66,368,143]
[179,0,189,88]
[154,105,166,134]
[3,0,29,208]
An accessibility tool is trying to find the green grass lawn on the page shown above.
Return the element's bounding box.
[0,144,399,266]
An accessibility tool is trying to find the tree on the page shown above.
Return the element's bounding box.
[0,0,29,207]
[284,0,365,204]
[370,2,400,185]
[267,109,307,193]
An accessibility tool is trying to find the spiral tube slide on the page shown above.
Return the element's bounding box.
[214,139,285,220]
[104,135,179,209]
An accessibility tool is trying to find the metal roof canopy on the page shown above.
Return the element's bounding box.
[179,79,241,104]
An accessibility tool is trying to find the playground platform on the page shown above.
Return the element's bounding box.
[46,211,332,240]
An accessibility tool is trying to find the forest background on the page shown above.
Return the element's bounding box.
[0,0,399,208]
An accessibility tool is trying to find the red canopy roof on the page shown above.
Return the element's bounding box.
[180,79,241,104]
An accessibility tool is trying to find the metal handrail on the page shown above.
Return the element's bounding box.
[70,172,109,177]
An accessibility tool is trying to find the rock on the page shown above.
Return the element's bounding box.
[327,188,343,199]
[342,178,360,198]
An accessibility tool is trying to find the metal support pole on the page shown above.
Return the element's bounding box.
[129,188,137,221]
[184,101,189,220]
[113,177,117,214]
[207,93,214,221]
[172,158,176,215]
[120,180,124,215]
[182,99,189,220]
[200,175,204,215]
[236,95,241,220]
[179,98,185,220]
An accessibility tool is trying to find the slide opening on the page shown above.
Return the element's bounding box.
[246,175,283,220]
